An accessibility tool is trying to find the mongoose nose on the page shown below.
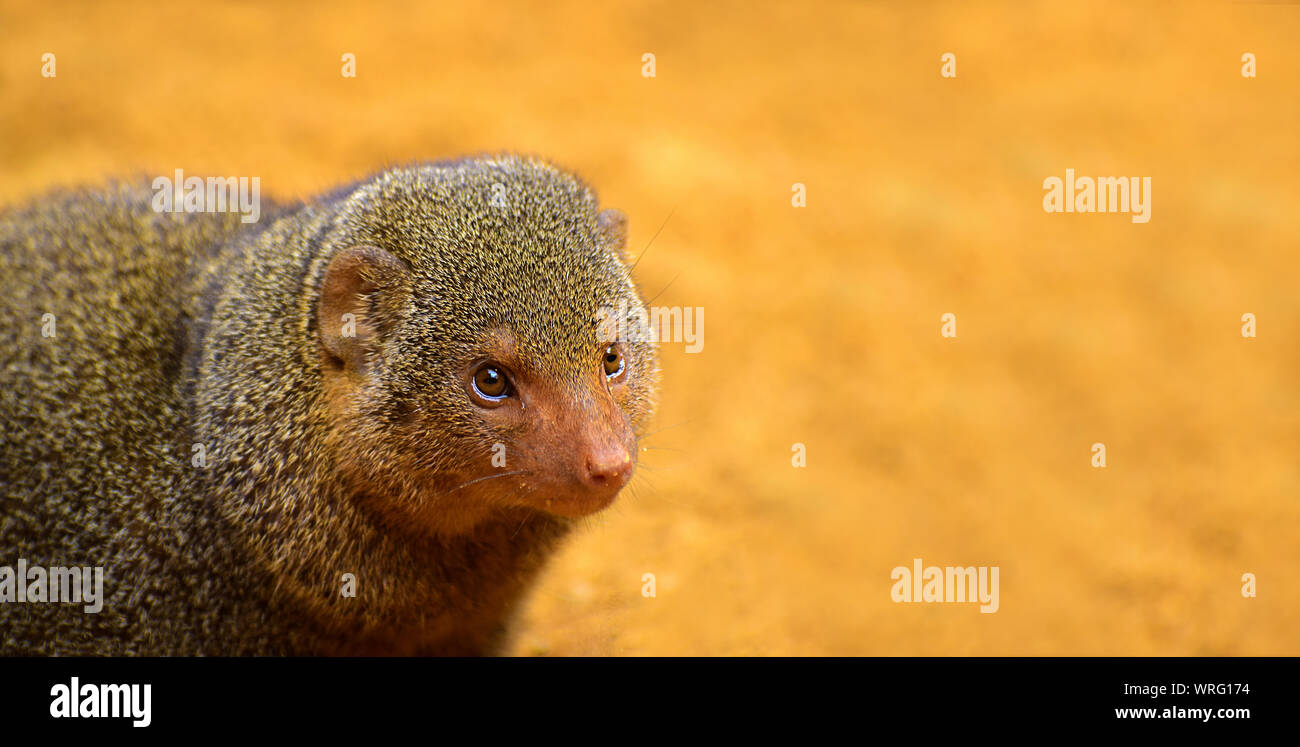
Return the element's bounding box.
[582,447,634,490]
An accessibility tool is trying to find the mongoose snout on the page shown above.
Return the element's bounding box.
[453,358,640,519]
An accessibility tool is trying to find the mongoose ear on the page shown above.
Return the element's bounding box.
[597,209,629,260]
[318,245,411,373]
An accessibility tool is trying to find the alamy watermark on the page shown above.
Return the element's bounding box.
[597,300,704,353]
[1043,169,1151,223]
[0,558,104,614]
[50,677,151,727]
[151,168,261,223]
[890,558,999,613]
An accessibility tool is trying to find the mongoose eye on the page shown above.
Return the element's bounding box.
[471,363,511,402]
[602,345,626,381]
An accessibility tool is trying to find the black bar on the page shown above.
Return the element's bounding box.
[0,657,1285,735]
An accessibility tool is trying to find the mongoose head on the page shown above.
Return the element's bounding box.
[314,156,659,534]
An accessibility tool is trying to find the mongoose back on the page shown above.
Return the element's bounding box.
[0,155,659,655]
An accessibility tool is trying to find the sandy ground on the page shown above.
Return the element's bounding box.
[1,1,1297,655]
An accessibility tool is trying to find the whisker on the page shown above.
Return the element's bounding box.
[635,464,681,477]
[435,469,533,498]
[621,471,691,509]
[639,491,691,508]
[630,205,676,273]
[643,271,681,307]
[637,418,697,441]
[509,487,543,539]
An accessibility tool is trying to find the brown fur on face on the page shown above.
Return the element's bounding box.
[313,157,658,537]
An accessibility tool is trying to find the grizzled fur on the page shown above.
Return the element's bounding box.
[0,155,658,654]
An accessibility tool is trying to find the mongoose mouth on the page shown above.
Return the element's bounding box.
[412,456,634,532]
[526,456,635,519]
[536,485,624,519]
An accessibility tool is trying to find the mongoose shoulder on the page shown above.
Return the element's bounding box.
[0,155,658,655]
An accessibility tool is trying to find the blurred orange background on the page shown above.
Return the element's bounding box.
[2,0,1297,655]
